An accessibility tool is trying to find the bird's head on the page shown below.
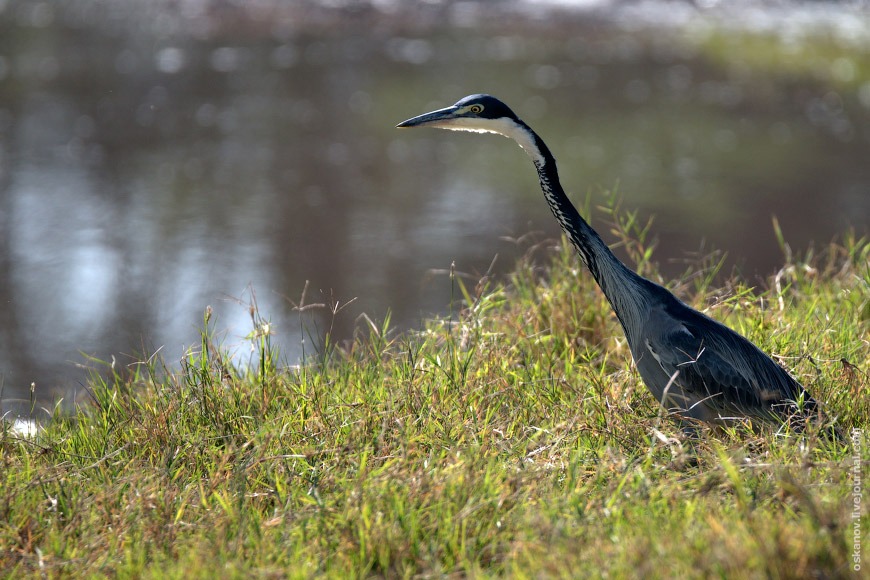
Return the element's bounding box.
[396,94,541,159]
[396,94,519,133]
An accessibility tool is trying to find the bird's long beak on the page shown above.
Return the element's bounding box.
[396,105,460,129]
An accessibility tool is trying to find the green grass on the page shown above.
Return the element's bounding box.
[1,203,869,579]
[691,28,870,94]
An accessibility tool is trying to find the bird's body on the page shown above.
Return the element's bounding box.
[397,94,823,428]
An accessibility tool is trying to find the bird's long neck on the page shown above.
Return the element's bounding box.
[514,122,651,334]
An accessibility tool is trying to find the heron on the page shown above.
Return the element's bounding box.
[397,94,833,433]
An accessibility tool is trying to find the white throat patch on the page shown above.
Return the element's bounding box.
[433,117,544,164]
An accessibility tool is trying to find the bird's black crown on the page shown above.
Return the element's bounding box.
[453,94,520,121]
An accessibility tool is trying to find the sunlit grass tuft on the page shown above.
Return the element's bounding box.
[1,200,868,578]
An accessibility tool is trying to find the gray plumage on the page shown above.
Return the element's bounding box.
[397,94,826,430]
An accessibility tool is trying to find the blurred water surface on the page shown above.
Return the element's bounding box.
[1,0,869,412]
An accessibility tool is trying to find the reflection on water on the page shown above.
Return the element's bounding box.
[0,1,868,410]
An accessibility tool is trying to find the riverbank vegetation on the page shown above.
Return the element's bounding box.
[2,205,868,578]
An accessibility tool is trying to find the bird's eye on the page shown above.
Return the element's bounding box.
[469,105,483,114]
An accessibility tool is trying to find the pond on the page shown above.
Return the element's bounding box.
[1,0,869,415]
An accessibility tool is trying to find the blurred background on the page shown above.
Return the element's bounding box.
[1,0,869,414]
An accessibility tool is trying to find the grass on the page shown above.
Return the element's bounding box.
[1,198,868,579]
[691,27,870,94]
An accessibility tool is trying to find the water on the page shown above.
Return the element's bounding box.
[1,0,869,413]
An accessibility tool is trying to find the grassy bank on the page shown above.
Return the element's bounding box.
[2,207,869,579]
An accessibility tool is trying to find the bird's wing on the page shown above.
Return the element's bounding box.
[645,326,762,415]
[641,309,780,420]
